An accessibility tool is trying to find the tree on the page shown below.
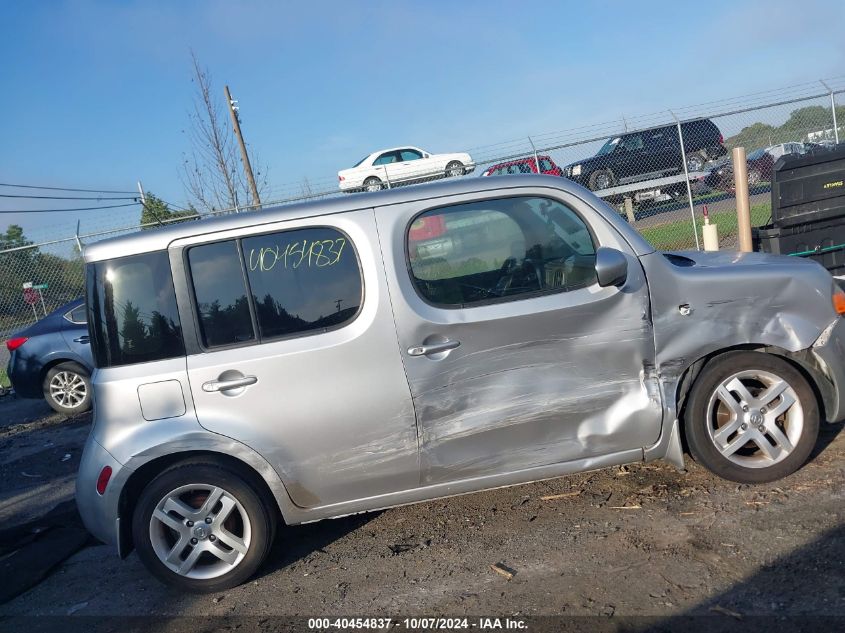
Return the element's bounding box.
[139,192,197,229]
[180,51,268,213]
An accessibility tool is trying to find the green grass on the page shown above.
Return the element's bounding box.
[0,367,9,389]
[639,203,771,251]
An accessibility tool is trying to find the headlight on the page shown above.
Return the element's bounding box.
[571,164,582,176]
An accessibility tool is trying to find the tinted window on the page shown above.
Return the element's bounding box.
[373,152,398,166]
[243,227,362,339]
[86,251,184,367]
[539,158,553,172]
[188,241,255,347]
[66,305,87,324]
[621,134,644,151]
[399,149,423,161]
[408,197,597,307]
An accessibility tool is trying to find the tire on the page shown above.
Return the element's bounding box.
[685,152,707,172]
[747,169,762,186]
[445,161,465,178]
[132,460,276,592]
[588,169,615,191]
[42,361,91,415]
[684,351,820,484]
[362,177,383,192]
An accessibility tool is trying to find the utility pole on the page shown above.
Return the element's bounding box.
[138,180,163,226]
[225,85,262,208]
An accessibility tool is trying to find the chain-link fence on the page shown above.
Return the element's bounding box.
[2,78,844,372]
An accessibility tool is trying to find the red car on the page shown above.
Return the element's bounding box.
[704,148,774,190]
[482,155,564,177]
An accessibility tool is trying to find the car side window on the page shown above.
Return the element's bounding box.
[243,227,363,340]
[66,305,87,324]
[621,134,644,151]
[399,149,423,162]
[539,158,553,172]
[373,152,398,166]
[188,241,255,348]
[407,196,597,307]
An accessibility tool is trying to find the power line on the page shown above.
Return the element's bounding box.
[0,193,138,201]
[0,202,140,214]
[0,182,137,194]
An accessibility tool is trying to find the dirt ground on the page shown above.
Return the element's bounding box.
[0,395,843,628]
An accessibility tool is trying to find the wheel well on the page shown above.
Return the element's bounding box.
[39,357,88,386]
[674,344,831,451]
[117,450,283,557]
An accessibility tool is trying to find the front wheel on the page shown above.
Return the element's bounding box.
[588,169,615,191]
[445,161,465,177]
[685,152,707,172]
[684,351,819,484]
[362,176,383,192]
[43,361,91,415]
[132,460,276,592]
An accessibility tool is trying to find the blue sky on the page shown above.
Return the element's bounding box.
[2,0,845,242]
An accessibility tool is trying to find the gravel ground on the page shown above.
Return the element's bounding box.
[0,396,842,624]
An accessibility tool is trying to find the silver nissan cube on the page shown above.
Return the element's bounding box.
[77,175,845,591]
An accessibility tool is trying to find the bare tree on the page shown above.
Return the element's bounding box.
[180,51,268,213]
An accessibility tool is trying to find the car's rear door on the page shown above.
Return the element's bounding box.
[175,210,420,508]
[375,187,662,486]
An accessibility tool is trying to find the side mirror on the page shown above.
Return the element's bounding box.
[594,247,628,287]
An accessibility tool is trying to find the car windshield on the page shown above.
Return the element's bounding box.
[352,155,370,168]
[596,137,620,156]
[747,149,766,160]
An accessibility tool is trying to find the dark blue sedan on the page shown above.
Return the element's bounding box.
[5,298,94,414]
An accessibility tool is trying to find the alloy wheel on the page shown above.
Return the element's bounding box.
[48,370,87,409]
[705,369,804,469]
[148,484,252,580]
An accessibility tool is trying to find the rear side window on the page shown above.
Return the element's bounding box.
[407,196,596,307]
[86,251,184,367]
[242,227,362,340]
[188,241,255,347]
[65,305,87,324]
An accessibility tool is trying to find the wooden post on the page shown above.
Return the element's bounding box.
[225,85,262,208]
[732,147,753,252]
[623,197,636,223]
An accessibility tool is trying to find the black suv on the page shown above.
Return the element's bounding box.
[564,119,727,192]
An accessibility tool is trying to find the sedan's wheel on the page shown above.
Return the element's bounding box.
[685,352,819,483]
[43,361,91,415]
[133,461,275,592]
[685,152,706,172]
[363,177,383,192]
[748,169,762,186]
[445,161,465,177]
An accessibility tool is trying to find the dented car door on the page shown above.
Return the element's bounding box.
[376,189,664,485]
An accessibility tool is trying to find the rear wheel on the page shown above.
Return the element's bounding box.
[43,361,91,415]
[748,169,762,186]
[684,352,819,483]
[132,460,276,592]
[445,161,465,177]
[363,177,383,192]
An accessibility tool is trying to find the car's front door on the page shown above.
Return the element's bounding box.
[394,148,427,183]
[176,210,420,508]
[376,188,663,485]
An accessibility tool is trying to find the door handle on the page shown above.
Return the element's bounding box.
[407,340,461,357]
[202,375,258,392]
[73,336,90,344]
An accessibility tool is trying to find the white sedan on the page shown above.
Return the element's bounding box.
[338,146,474,192]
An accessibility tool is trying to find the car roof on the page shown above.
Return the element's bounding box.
[83,174,654,262]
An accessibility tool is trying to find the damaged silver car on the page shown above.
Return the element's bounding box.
[77,174,845,591]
